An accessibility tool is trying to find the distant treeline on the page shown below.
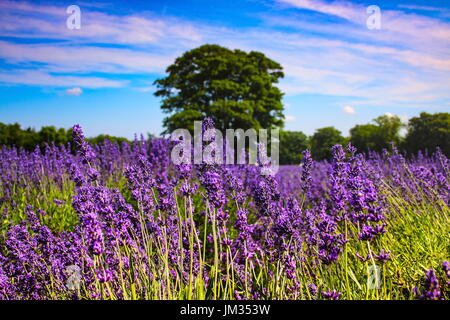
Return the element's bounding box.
[1,111,449,163]
[280,112,449,163]
[0,123,129,151]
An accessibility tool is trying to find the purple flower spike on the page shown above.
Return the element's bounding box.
[322,290,342,300]
[414,269,441,300]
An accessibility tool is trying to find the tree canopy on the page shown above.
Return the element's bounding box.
[154,44,285,133]
[350,114,403,153]
[310,127,346,160]
[404,112,450,156]
[279,130,309,165]
[0,122,128,151]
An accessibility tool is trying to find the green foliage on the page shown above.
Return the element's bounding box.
[350,115,403,153]
[38,126,73,147]
[0,122,40,150]
[349,124,379,152]
[0,122,128,150]
[279,130,309,165]
[310,127,346,160]
[404,112,450,157]
[88,134,129,145]
[154,44,285,134]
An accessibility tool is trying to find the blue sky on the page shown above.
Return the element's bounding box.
[0,0,449,138]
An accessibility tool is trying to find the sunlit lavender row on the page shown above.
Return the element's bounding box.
[0,120,448,300]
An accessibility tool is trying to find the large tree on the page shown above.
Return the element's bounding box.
[154,44,285,133]
[405,112,450,156]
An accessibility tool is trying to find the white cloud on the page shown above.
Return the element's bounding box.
[0,41,176,74]
[66,87,83,95]
[0,2,203,46]
[285,115,296,121]
[137,86,155,93]
[0,0,449,112]
[342,105,356,114]
[400,114,409,122]
[397,4,450,15]
[0,70,126,88]
[278,0,362,22]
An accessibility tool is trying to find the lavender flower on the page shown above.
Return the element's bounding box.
[442,261,450,286]
[414,269,441,300]
[322,290,342,300]
[72,124,96,164]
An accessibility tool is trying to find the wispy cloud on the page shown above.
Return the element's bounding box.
[0,41,176,74]
[0,70,126,88]
[136,86,156,93]
[0,0,449,113]
[0,1,203,45]
[276,0,450,49]
[398,4,450,14]
[278,0,362,21]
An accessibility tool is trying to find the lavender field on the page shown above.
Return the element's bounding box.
[0,123,448,300]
